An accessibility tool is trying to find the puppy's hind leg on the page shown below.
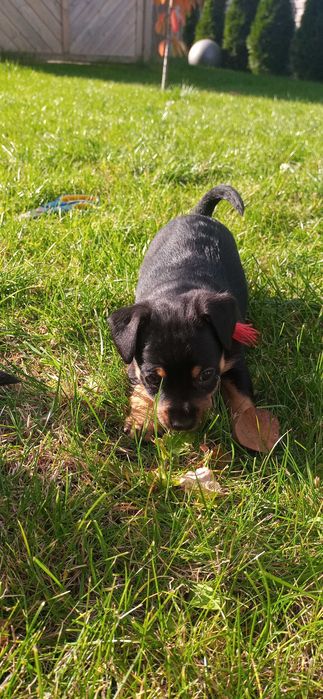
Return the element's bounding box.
[221,355,254,417]
[221,356,279,452]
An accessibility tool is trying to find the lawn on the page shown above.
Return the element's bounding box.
[0,59,322,698]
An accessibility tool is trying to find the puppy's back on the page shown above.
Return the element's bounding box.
[136,214,248,317]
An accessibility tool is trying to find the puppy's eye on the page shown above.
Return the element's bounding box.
[199,368,217,383]
[142,372,162,388]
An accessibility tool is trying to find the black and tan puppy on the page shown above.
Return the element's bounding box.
[108,185,279,450]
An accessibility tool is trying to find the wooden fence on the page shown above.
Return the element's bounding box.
[0,0,153,62]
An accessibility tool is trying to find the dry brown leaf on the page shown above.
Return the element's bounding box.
[233,407,280,453]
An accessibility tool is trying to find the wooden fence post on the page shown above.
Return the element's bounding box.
[61,0,70,55]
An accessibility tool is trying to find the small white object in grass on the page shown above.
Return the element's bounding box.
[179,466,223,494]
[280,162,299,172]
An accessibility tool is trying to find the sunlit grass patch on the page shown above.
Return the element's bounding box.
[0,59,322,697]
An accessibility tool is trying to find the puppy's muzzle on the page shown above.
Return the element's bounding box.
[158,402,198,431]
[158,395,213,432]
[168,406,197,431]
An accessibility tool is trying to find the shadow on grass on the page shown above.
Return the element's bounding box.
[2,56,323,104]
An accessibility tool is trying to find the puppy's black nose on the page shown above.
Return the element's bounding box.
[168,408,196,431]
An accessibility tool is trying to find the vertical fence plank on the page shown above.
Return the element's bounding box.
[61,0,70,54]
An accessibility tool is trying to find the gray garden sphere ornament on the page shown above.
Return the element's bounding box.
[188,39,221,68]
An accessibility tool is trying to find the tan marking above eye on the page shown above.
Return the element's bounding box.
[156,367,167,378]
[191,365,202,379]
[219,355,236,375]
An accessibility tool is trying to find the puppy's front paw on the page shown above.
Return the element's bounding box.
[124,383,162,442]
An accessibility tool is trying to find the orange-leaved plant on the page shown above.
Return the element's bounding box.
[155,0,200,89]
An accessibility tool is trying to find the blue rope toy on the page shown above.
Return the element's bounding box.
[19,194,99,219]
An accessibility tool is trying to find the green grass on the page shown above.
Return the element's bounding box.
[0,58,322,698]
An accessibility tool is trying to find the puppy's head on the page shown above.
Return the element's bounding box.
[108,290,237,431]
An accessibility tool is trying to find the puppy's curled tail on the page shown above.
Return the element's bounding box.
[191,185,244,218]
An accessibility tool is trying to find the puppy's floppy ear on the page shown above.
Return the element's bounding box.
[108,303,151,364]
[196,291,238,351]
